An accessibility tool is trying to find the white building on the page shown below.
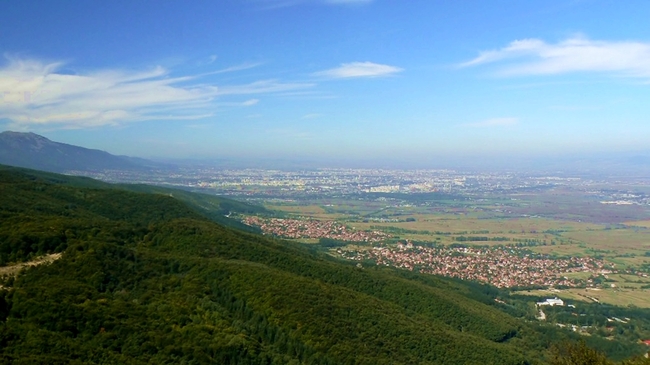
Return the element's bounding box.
[536,297,564,306]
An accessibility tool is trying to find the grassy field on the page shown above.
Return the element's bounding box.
[346,216,614,249]
[514,287,650,308]
[530,243,593,257]
[352,216,600,233]
[624,219,650,228]
[266,204,331,217]
[560,229,650,254]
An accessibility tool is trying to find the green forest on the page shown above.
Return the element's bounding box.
[1,165,649,364]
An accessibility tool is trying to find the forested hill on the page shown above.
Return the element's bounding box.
[0,168,644,364]
[0,164,268,233]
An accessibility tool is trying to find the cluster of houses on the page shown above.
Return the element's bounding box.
[340,243,609,288]
[242,216,389,242]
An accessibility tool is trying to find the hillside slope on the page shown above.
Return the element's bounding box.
[0,164,267,233]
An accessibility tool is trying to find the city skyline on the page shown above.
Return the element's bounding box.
[1,1,650,166]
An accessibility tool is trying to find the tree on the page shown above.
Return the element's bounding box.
[550,341,612,365]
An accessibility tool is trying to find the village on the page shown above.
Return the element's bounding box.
[339,242,612,289]
[242,216,390,242]
[242,216,617,289]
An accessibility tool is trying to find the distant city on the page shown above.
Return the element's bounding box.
[73,166,650,205]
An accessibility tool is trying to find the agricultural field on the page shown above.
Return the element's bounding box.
[515,285,650,308]
[625,219,650,228]
[265,204,333,218]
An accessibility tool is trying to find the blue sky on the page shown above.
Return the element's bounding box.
[1,0,650,166]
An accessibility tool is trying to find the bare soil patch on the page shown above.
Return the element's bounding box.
[0,253,63,277]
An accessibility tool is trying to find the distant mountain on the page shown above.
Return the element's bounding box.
[0,131,154,173]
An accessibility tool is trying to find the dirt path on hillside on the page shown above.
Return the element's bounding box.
[0,253,62,277]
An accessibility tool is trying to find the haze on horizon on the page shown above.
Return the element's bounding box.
[1,1,650,167]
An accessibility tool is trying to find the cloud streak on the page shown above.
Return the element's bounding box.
[460,36,650,78]
[0,57,309,128]
[314,62,403,79]
[217,79,314,95]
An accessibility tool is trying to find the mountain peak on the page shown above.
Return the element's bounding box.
[0,131,56,150]
[1,131,49,139]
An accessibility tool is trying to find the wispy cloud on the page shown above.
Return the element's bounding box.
[207,62,262,75]
[460,36,650,78]
[0,57,307,128]
[217,99,260,107]
[217,79,314,95]
[466,117,519,127]
[196,54,218,66]
[314,62,403,79]
[241,99,259,106]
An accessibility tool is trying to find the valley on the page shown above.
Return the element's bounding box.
[213,169,650,309]
[2,163,650,363]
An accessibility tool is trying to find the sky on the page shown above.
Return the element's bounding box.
[1,0,650,167]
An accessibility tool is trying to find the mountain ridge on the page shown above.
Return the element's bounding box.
[0,131,155,173]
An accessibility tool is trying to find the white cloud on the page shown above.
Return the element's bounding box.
[241,99,259,106]
[314,62,403,79]
[0,57,309,128]
[460,36,650,78]
[466,117,519,127]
